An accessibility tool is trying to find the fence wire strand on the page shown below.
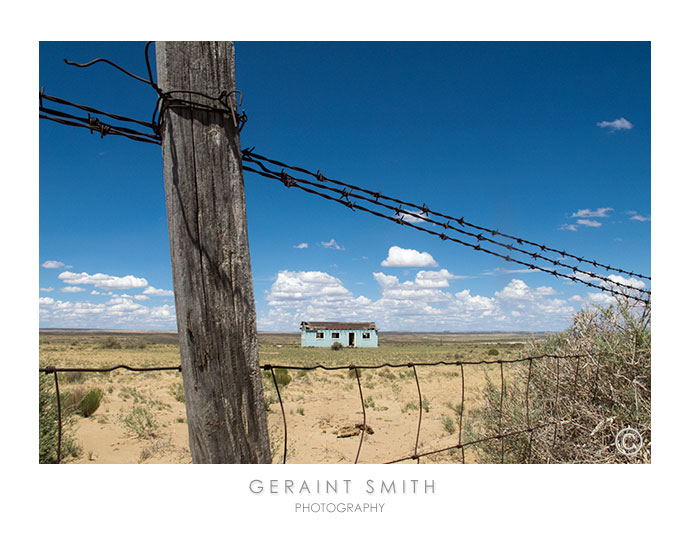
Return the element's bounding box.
[241,150,650,303]
[41,353,590,464]
[40,42,649,306]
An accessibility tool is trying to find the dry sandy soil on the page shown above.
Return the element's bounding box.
[39,330,545,464]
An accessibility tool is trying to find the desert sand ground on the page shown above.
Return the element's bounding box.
[39,330,546,464]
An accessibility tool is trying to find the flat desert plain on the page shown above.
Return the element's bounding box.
[39,330,547,464]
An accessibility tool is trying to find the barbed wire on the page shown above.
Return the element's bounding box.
[39,91,163,145]
[40,353,588,465]
[39,42,650,306]
[241,150,650,303]
[39,41,246,146]
[241,150,650,283]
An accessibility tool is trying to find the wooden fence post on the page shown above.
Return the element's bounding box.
[156,41,271,463]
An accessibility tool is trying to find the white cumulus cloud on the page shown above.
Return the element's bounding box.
[597,118,633,131]
[39,296,177,329]
[372,271,453,302]
[627,211,650,222]
[259,269,581,332]
[60,286,86,293]
[403,210,430,224]
[143,286,174,297]
[380,246,438,268]
[577,219,602,228]
[321,239,344,250]
[42,260,69,269]
[294,242,309,249]
[268,271,352,307]
[572,208,613,218]
[58,271,148,290]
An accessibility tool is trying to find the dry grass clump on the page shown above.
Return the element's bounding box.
[61,387,104,417]
[39,375,82,463]
[468,299,650,463]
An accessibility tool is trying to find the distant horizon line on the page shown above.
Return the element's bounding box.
[39,327,554,335]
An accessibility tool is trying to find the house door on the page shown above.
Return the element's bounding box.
[348,332,355,347]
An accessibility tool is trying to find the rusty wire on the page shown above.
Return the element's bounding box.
[53,370,62,464]
[458,363,466,464]
[242,150,650,303]
[40,353,587,464]
[40,41,247,146]
[499,361,505,463]
[266,365,288,464]
[411,365,423,464]
[353,366,366,464]
[40,42,649,305]
[524,357,534,463]
[40,364,181,464]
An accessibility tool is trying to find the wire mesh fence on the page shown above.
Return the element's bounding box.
[40,349,640,464]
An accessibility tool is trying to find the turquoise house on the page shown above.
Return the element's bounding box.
[300,321,378,348]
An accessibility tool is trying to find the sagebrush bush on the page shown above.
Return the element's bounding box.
[442,415,456,434]
[331,342,344,351]
[122,405,158,438]
[468,299,650,463]
[39,375,82,463]
[62,372,86,384]
[264,367,291,387]
[124,341,148,350]
[98,336,122,349]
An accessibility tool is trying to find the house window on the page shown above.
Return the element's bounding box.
[316,331,324,339]
[331,332,340,339]
[362,332,371,339]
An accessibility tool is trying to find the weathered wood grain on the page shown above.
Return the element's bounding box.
[156,41,271,463]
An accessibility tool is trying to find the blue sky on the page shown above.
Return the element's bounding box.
[39,41,650,332]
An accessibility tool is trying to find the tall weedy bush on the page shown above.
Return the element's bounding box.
[39,374,82,463]
[468,298,650,463]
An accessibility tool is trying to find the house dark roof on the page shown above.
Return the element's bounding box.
[301,321,377,331]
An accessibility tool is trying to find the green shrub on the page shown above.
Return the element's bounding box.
[39,374,82,463]
[77,388,103,417]
[170,382,185,403]
[264,367,291,387]
[264,392,277,411]
[98,336,122,349]
[348,367,364,379]
[378,368,396,380]
[401,401,418,414]
[124,341,148,350]
[121,405,158,439]
[487,348,499,356]
[442,415,456,434]
[331,341,344,351]
[62,371,86,384]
